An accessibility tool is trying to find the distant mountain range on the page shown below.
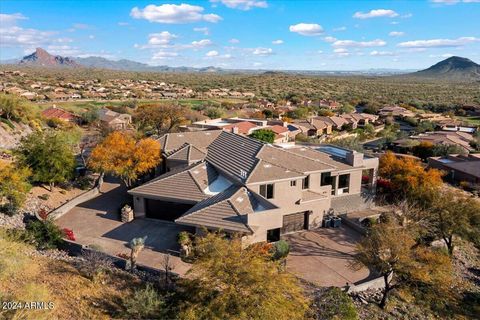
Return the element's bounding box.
[2,48,478,80]
[408,56,480,81]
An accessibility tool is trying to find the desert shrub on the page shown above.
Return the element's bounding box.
[272,240,290,260]
[123,284,166,319]
[24,219,64,250]
[38,194,50,201]
[79,249,113,281]
[312,287,358,320]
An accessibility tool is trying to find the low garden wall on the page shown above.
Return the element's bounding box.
[46,174,103,221]
[346,273,392,293]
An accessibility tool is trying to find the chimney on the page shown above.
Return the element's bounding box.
[231,126,239,134]
[346,150,363,167]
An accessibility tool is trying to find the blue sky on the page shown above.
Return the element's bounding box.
[1,0,479,70]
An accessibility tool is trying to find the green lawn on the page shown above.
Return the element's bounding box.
[458,116,480,126]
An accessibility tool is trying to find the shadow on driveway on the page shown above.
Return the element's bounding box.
[56,176,193,275]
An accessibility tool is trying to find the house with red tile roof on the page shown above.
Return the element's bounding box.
[41,106,78,122]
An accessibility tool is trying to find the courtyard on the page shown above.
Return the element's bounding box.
[283,226,373,287]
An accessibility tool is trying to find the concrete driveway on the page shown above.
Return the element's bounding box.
[56,177,193,275]
[282,226,373,287]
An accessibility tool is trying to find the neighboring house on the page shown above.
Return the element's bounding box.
[405,131,475,153]
[428,154,480,185]
[41,106,78,122]
[98,108,132,130]
[379,106,415,118]
[129,131,378,245]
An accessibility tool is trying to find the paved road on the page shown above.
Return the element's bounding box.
[283,226,372,287]
[56,177,193,275]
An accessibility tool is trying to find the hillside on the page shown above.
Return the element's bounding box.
[20,48,77,67]
[409,56,480,81]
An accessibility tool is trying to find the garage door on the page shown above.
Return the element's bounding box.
[145,199,194,221]
[281,212,308,234]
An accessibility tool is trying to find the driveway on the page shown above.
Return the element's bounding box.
[55,177,193,275]
[282,226,373,287]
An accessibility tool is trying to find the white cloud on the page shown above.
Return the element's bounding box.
[397,37,479,48]
[229,38,240,44]
[118,22,129,26]
[289,23,324,36]
[324,36,337,43]
[333,26,347,32]
[333,48,350,57]
[370,50,395,56]
[152,51,179,59]
[130,4,222,24]
[191,39,213,48]
[252,47,273,56]
[0,25,56,47]
[390,21,399,25]
[148,31,177,46]
[0,13,27,26]
[332,39,386,48]
[193,27,209,35]
[389,31,405,37]
[210,0,268,10]
[272,39,283,45]
[206,50,219,57]
[402,13,413,18]
[88,35,95,39]
[46,45,80,55]
[353,9,399,19]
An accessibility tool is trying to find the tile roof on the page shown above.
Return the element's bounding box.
[41,107,76,121]
[222,121,258,134]
[206,131,264,182]
[128,162,216,202]
[166,143,207,163]
[158,130,222,154]
[266,124,289,134]
[175,185,257,234]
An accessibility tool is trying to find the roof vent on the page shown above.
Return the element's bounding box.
[236,196,244,203]
[205,132,211,135]
[177,134,184,137]
[264,163,272,168]
[240,169,247,179]
[192,170,199,174]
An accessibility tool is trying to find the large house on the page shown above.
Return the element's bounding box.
[428,153,480,185]
[129,131,378,245]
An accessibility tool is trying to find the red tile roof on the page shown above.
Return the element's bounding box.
[267,125,289,134]
[41,107,76,121]
[223,121,258,134]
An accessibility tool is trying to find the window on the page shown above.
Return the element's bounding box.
[321,172,336,195]
[338,174,350,194]
[290,180,296,187]
[302,175,310,189]
[260,183,274,199]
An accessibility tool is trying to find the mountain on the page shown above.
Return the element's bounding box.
[409,56,480,81]
[19,48,78,67]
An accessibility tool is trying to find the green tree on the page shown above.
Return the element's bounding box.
[249,129,276,143]
[354,218,453,309]
[204,107,224,119]
[14,130,77,191]
[179,232,309,320]
[424,189,480,255]
[0,94,31,122]
[0,164,31,215]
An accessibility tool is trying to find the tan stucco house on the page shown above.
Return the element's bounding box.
[129,131,378,244]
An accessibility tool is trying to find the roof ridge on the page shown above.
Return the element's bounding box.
[129,161,203,192]
[226,197,255,234]
[177,185,241,221]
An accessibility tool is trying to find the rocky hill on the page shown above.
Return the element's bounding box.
[19,48,78,67]
[409,56,480,81]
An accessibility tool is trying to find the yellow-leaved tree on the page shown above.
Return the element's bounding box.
[88,131,161,187]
